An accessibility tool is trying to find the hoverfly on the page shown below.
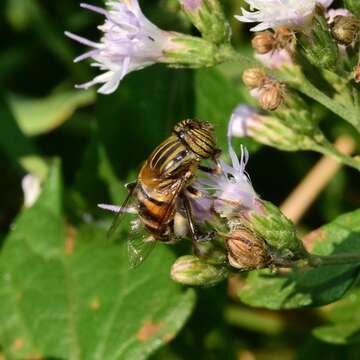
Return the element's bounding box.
[101,119,220,268]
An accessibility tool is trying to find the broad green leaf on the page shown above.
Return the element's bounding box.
[237,209,360,309]
[0,162,195,359]
[313,287,360,344]
[9,89,95,136]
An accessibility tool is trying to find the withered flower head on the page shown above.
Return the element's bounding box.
[221,226,271,271]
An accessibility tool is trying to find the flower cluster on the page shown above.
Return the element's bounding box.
[235,0,334,32]
[66,1,170,94]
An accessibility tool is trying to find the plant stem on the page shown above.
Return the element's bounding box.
[217,45,360,133]
[307,253,360,267]
[311,137,360,172]
[273,252,360,268]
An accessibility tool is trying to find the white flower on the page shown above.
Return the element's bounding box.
[235,0,334,32]
[194,117,258,219]
[98,203,137,214]
[65,1,169,94]
[22,174,42,208]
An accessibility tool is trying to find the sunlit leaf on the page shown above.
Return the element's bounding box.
[9,89,95,136]
[237,210,360,309]
[0,162,195,359]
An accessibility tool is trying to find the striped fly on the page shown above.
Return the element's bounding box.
[107,119,220,268]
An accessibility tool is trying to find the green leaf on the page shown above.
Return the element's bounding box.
[237,209,360,309]
[0,162,195,359]
[313,287,360,344]
[194,66,260,153]
[9,89,96,136]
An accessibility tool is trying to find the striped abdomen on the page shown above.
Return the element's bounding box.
[137,136,197,239]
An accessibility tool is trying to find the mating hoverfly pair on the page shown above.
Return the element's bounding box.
[105,119,221,268]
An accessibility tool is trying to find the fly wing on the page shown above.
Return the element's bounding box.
[107,182,139,239]
[127,229,157,269]
[127,176,189,269]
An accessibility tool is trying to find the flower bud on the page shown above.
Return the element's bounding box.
[179,0,231,44]
[171,255,228,287]
[221,227,271,271]
[258,81,284,111]
[354,63,360,83]
[331,16,360,46]
[241,200,306,259]
[297,9,339,70]
[242,68,266,89]
[344,0,360,18]
[251,31,275,54]
[163,33,218,67]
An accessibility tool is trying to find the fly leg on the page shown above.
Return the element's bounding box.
[198,148,222,174]
[181,194,214,258]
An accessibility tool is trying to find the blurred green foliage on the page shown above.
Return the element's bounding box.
[0,0,359,359]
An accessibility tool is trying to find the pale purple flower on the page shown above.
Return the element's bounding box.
[193,117,257,219]
[235,0,334,31]
[255,48,293,69]
[180,0,203,12]
[229,104,259,137]
[65,1,169,94]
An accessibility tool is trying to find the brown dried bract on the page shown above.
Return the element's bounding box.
[137,320,164,342]
[302,228,326,252]
[65,225,77,255]
[163,333,175,343]
[25,353,43,360]
[90,297,101,310]
[13,338,23,351]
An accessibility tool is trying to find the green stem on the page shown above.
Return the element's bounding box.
[310,137,360,172]
[217,45,360,133]
[307,253,360,267]
[273,252,360,268]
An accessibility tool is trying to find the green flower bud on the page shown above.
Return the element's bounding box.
[240,200,306,260]
[331,16,360,46]
[344,0,360,18]
[179,0,231,44]
[275,90,320,136]
[237,104,321,152]
[171,255,228,287]
[163,32,218,67]
[194,239,227,265]
[220,226,271,271]
[297,8,339,70]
